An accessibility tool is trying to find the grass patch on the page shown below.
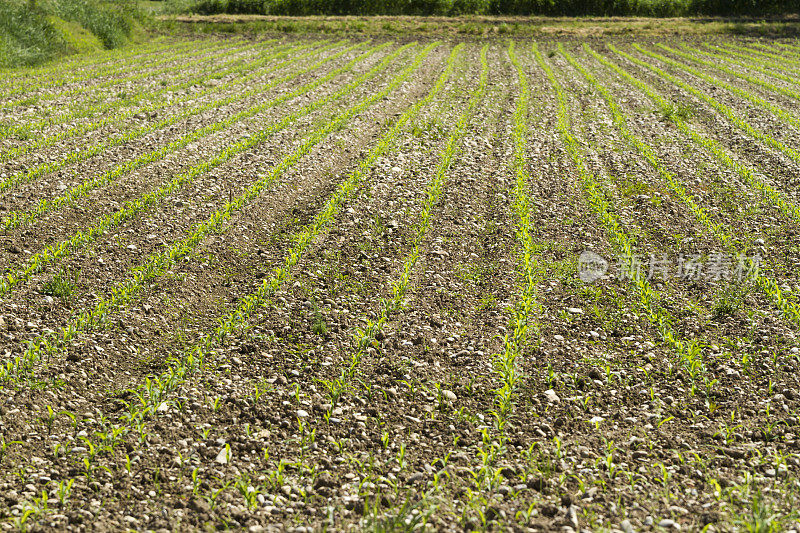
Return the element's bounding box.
[40,268,80,301]
[0,0,144,67]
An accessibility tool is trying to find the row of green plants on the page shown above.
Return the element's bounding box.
[3,42,421,382]
[721,40,800,66]
[536,43,709,387]
[700,41,800,76]
[0,40,288,182]
[632,44,800,167]
[0,41,327,211]
[0,38,201,99]
[0,38,234,112]
[586,45,800,235]
[31,47,447,510]
[348,45,487,379]
[0,41,381,300]
[667,43,800,103]
[0,0,143,68]
[1,40,362,229]
[493,41,544,431]
[761,41,800,58]
[173,0,796,17]
[597,44,800,328]
[1,39,265,142]
[683,43,800,90]
[0,39,321,166]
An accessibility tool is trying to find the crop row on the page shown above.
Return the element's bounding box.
[0,41,353,225]
[0,43,450,529]
[0,38,279,141]
[592,46,800,327]
[3,41,426,382]
[0,39,242,112]
[0,37,193,92]
[0,39,322,166]
[0,39,297,192]
[0,41,392,300]
[347,45,487,378]
[535,44,708,384]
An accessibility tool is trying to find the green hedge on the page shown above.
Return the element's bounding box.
[183,0,798,16]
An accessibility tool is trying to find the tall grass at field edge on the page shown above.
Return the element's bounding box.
[0,0,145,68]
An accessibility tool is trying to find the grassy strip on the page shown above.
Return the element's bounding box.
[0,37,225,102]
[491,41,545,429]
[0,41,362,229]
[0,40,326,195]
[347,45,487,378]
[4,40,428,382]
[0,38,276,140]
[0,41,398,300]
[662,43,800,103]
[573,45,800,331]
[535,44,707,385]
[117,41,449,426]
[624,44,800,169]
[0,39,320,165]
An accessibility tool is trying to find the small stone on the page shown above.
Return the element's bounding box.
[567,505,579,529]
[442,390,457,402]
[554,334,565,342]
[188,497,210,513]
[621,519,634,533]
[658,519,680,530]
[297,409,309,418]
[544,389,560,403]
[215,445,231,465]
[568,307,584,314]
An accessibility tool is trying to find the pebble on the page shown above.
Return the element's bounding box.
[544,389,560,403]
[658,519,680,530]
[554,334,565,342]
[568,307,584,314]
[214,445,230,465]
[442,390,457,402]
[297,409,309,418]
[620,519,634,533]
